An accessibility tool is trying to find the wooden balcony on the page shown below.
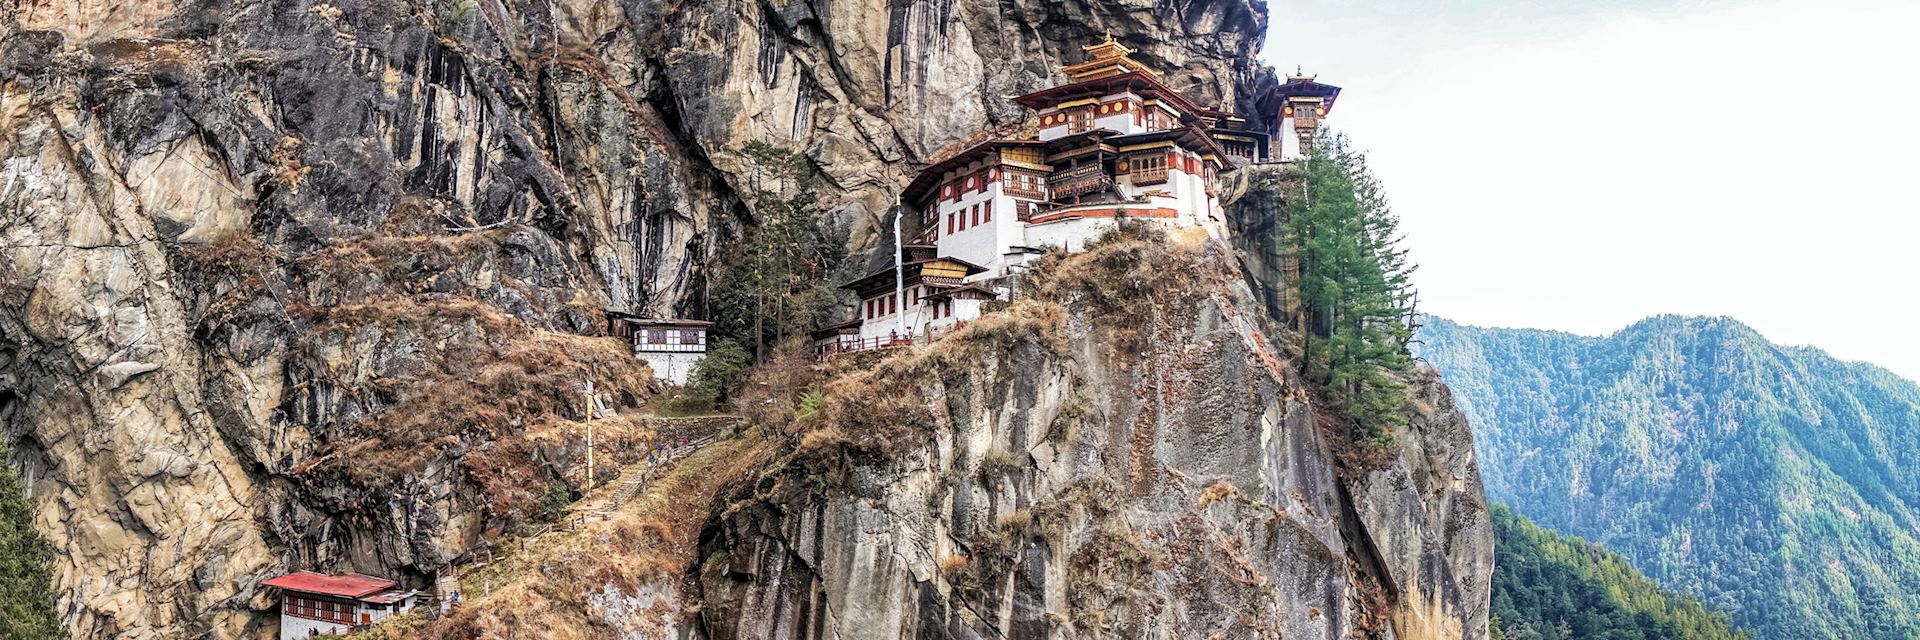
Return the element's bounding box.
[1129,167,1169,185]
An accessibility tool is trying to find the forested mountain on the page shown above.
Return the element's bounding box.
[1421,315,1920,639]
[1490,503,1748,640]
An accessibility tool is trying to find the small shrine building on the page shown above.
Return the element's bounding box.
[263,571,419,639]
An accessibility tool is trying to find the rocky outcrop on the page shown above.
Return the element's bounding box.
[0,0,1473,638]
[696,230,1491,639]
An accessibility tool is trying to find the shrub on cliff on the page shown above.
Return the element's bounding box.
[0,442,60,639]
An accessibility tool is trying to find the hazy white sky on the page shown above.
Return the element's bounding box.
[1261,0,1920,382]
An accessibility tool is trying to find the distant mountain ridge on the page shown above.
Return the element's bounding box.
[1420,315,1920,639]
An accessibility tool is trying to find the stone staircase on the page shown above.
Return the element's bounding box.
[586,433,720,521]
[433,570,462,610]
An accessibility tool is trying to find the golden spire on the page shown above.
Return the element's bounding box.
[1062,34,1156,80]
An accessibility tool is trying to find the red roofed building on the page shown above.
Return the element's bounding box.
[262,571,420,639]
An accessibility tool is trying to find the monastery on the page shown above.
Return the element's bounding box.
[816,38,1340,354]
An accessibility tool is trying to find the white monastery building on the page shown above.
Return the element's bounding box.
[263,571,419,639]
[607,315,711,385]
[815,37,1338,355]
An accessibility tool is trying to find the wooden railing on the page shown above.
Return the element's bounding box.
[1130,167,1169,185]
[813,323,967,360]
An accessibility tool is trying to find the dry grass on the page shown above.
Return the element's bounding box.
[415,432,772,639]
[1021,223,1217,353]
[732,342,822,431]
[288,294,653,521]
[170,231,278,333]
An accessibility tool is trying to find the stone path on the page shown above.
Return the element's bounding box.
[584,432,719,521]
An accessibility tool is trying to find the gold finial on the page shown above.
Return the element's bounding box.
[1288,66,1316,82]
[1067,33,1151,79]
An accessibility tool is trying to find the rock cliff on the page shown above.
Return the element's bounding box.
[0,0,1483,638]
[692,226,1490,640]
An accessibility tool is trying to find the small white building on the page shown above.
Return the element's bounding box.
[612,317,711,385]
[838,245,991,344]
[263,571,419,639]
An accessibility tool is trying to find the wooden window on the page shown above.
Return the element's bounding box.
[984,203,992,223]
[1071,108,1094,133]
[971,204,980,227]
[888,296,896,314]
[1130,153,1169,185]
[947,212,955,235]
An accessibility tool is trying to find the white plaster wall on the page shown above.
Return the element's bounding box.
[926,298,987,335]
[638,352,707,386]
[280,615,349,640]
[1025,216,1121,254]
[858,293,934,341]
[935,180,1011,274]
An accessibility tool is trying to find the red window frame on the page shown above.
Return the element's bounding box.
[971,204,980,227]
[947,212,955,234]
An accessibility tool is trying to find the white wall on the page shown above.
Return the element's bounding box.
[280,614,350,640]
[857,288,937,341]
[638,352,706,385]
[925,297,987,335]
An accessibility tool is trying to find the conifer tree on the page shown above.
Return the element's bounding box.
[709,142,848,361]
[1280,132,1418,439]
[0,441,60,639]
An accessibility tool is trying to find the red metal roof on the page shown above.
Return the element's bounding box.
[262,572,397,598]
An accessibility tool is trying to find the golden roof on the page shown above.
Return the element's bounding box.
[1059,34,1158,81]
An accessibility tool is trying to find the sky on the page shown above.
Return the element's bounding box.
[1260,0,1920,382]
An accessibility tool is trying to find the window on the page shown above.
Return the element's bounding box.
[1130,152,1168,184]
[984,203,992,223]
[645,329,666,344]
[1071,108,1094,132]
[971,204,980,227]
[888,296,896,314]
[947,212,955,235]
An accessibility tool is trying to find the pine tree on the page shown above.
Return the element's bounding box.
[709,142,848,361]
[1280,132,1418,440]
[0,441,60,639]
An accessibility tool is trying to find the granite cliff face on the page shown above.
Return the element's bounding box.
[688,219,1490,640]
[0,0,1482,638]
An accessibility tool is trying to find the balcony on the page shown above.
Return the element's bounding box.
[1129,167,1169,185]
[1049,163,1112,199]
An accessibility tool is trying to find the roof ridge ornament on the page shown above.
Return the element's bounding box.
[1062,34,1156,80]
